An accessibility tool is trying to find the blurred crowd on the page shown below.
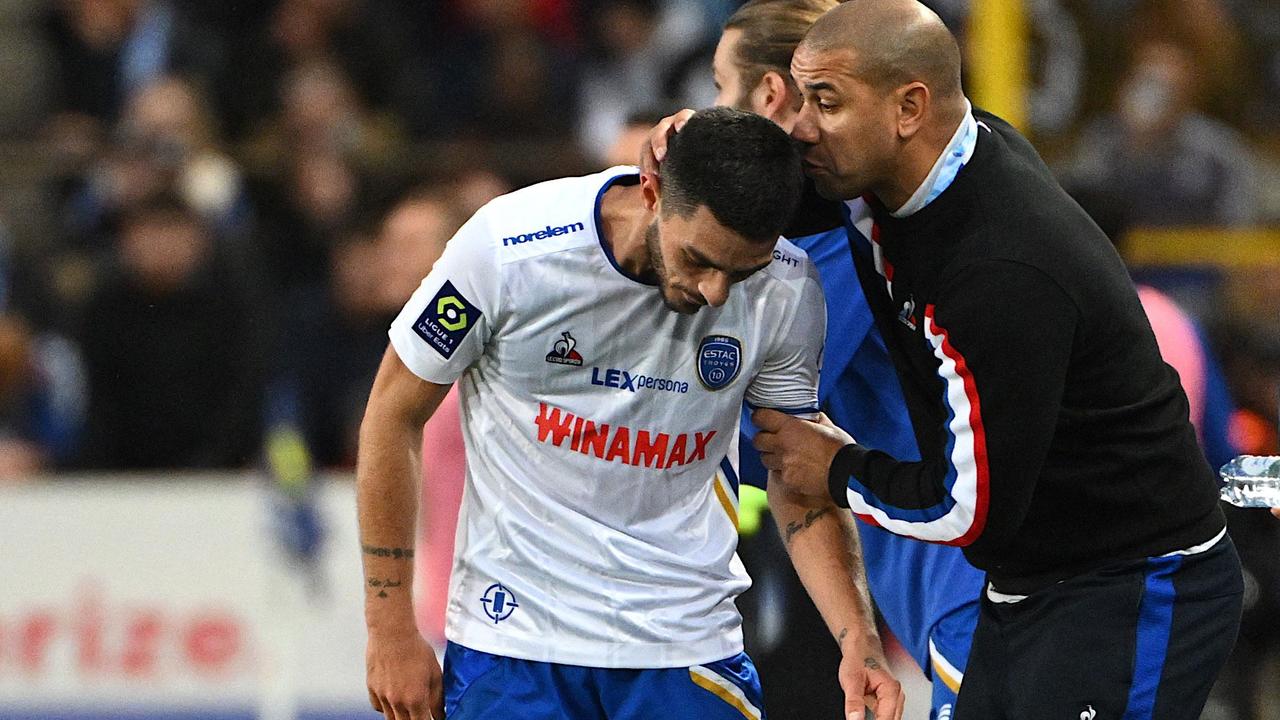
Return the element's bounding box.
[0,0,1269,475]
[0,0,1271,474]
[0,0,1273,717]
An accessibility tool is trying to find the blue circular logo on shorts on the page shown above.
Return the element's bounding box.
[481,583,520,624]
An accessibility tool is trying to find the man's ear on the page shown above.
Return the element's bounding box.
[896,81,930,140]
[640,171,661,213]
[756,70,795,122]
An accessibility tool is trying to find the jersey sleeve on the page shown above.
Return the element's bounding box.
[743,266,826,417]
[830,260,1077,547]
[388,208,501,384]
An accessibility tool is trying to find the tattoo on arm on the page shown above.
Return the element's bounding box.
[367,577,404,599]
[362,544,414,559]
[784,506,835,544]
[838,627,849,646]
[864,656,882,671]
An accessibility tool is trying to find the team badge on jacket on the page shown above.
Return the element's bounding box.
[697,335,742,390]
[545,331,584,366]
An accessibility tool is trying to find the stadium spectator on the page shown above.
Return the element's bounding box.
[60,75,250,249]
[428,0,581,139]
[268,190,463,469]
[1070,0,1245,122]
[76,194,262,469]
[1058,39,1259,238]
[374,190,465,312]
[248,147,370,294]
[441,168,511,218]
[1126,0,1246,125]
[0,312,85,478]
[1230,0,1280,140]
[578,0,720,161]
[223,0,428,141]
[42,0,223,163]
[1137,285,1237,469]
[1220,329,1280,460]
[241,58,405,177]
[267,230,386,469]
[117,77,249,234]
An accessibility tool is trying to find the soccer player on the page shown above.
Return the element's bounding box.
[750,2,1244,718]
[357,107,902,720]
[710,3,984,717]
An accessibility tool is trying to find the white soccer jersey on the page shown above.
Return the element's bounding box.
[390,167,825,668]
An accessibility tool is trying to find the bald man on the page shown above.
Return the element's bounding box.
[740,1,1244,718]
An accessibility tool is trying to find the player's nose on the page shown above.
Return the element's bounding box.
[699,273,732,308]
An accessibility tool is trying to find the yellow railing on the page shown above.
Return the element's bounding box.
[1123,227,1280,269]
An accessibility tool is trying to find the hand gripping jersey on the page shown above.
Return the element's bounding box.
[389,167,826,668]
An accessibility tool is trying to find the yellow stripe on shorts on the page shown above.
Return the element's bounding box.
[712,472,739,528]
[929,638,964,693]
[688,665,761,720]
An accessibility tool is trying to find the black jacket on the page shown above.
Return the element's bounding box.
[828,111,1224,594]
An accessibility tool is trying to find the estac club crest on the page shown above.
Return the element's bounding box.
[697,335,742,390]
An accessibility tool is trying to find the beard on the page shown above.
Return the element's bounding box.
[644,220,700,314]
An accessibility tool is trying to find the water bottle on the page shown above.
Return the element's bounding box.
[1219,455,1280,508]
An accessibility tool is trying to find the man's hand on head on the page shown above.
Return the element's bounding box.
[752,409,855,500]
[639,109,697,175]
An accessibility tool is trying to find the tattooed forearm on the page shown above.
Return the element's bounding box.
[784,506,835,544]
[362,544,414,559]
[367,577,404,599]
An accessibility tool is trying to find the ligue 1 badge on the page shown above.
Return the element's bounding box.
[697,335,742,391]
[414,280,481,359]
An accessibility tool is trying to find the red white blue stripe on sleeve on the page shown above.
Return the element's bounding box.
[844,304,991,545]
